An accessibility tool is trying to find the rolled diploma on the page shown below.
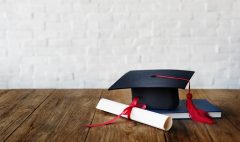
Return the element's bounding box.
[96,98,173,131]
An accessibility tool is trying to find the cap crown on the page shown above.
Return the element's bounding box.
[109,69,194,90]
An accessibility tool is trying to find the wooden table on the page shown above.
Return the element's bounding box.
[0,89,239,142]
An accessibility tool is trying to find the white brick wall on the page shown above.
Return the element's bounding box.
[0,0,240,89]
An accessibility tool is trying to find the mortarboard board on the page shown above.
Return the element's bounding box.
[109,69,194,109]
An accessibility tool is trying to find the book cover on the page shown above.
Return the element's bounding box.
[148,99,222,119]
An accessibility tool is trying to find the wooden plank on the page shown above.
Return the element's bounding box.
[2,89,239,142]
[164,90,214,142]
[86,89,166,142]
[0,90,10,98]
[0,90,8,94]
[172,89,240,142]
[5,89,102,142]
[196,89,240,141]
[0,89,53,141]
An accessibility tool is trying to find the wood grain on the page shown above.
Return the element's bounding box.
[0,89,53,141]
[172,89,240,142]
[5,89,102,142]
[163,90,214,142]
[0,89,239,142]
[196,89,240,141]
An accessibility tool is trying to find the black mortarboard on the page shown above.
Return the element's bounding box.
[109,69,194,109]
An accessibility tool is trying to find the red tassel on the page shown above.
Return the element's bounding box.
[153,74,215,124]
[186,93,214,124]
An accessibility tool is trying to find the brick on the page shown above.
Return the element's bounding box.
[207,0,234,12]
[181,0,206,12]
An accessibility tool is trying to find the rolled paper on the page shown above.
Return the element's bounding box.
[96,98,173,131]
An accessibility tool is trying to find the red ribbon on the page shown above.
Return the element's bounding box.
[84,97,146,128]
[152,74,214,124]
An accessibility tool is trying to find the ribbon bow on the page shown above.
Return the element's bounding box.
[85,97,146,128]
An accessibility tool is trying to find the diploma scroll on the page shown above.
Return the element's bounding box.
[96,98,173,131]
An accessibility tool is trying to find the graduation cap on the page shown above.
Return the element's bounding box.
[109,69,214,124]
[109,69,194,109]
